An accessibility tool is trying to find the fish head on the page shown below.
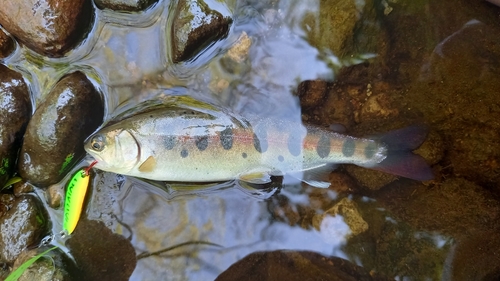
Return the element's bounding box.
[84,128,140,174]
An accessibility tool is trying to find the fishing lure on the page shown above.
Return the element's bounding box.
[63,161,97,235]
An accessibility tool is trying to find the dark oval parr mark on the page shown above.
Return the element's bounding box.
[342,139,355,157]
[287,133,302,157]
[220,127,233,150]
[253,130,268,153]
[316,134,331,159]
[195,136,209,151]
[165,136,176,150]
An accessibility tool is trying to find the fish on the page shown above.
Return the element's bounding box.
[84,96,433,188]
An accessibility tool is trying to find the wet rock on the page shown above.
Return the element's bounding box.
[170,0,232,63]
[66,219,136,281]
[300,81,355,129]
[447,122,500,186]
[0,0,93,57]
[302,0,360,56]
[312,197,368,237]
[345,165,397,190]
[0,194,15,216]
[46,184,63,209]
[359,93,399,122]
[95,0,157,12]
[0,65,32,188]
[13,180,35,196]
[216,250,391,281]
[0,195,49,263]
[443,230,500,281]
[0,28,15,58]
[373,178,500,236]
[19,71,104,187]
[226,31,251,64]
[414,129,444,166]
[297,80,329,109]
[12,246,80,281]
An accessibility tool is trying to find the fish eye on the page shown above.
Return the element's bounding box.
[90,135,105,152]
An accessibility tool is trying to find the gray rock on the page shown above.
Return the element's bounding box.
[0,195,49,264]
[95,0,157,12]
[170,0,232,63]
[0,28,15,58]
[12,246,80,281]
[19,71,104,187]
[0,0,93,57]
[0,64,32,188]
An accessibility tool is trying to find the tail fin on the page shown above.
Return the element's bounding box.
[370,125,434,181]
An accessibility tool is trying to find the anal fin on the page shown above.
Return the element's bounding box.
[288,165,337,188]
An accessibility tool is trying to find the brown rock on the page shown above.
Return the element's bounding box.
[0,64,32,188]
[297,80,329,109]
[373,178,500,236]
[46,183,63,209]
[0,195,49,263]
[13,180,35,196]
[94,0,157,12]
[216,250,391,281]
[443,230,500,281]
[19,71,104,187]
[447,122,500,186]
[345,165,396,190]
[0,0,93,57]
[66,219,137,281]
[0,28,15,58]
[414,129,444,166]
[170,0,232,63]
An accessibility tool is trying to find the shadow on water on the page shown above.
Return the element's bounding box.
[4,0,500,279]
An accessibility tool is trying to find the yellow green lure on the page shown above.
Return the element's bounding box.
[63,161,96,235]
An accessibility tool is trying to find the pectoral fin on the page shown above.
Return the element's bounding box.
[238,172,273,185]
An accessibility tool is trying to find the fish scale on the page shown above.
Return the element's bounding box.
[84,97,433,186]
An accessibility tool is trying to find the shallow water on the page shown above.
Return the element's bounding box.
[6,0,500,279]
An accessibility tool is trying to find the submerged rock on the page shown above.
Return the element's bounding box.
[216,250,391,281]
[170,0,232,63]
[0,0,93,57]
[0,64,32,188]
[373,178,500,236]
[443,230,500,281]
[66,219,136,281]
[0,195,49,264]
[0,28,15,58]
[12,246,80,281]
[19,71,104,187]
[95,0,158,12]
[297,80,329,109]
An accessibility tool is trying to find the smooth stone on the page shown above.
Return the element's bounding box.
[0,195,49,263]
[66,219,137,281]
[0,64,32,188]
[216,250,392,281]
[170,0,232,63]
[19,71,104,187]
[0,28,15,58]
[95,0,158,12]
[0,0,93,57]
